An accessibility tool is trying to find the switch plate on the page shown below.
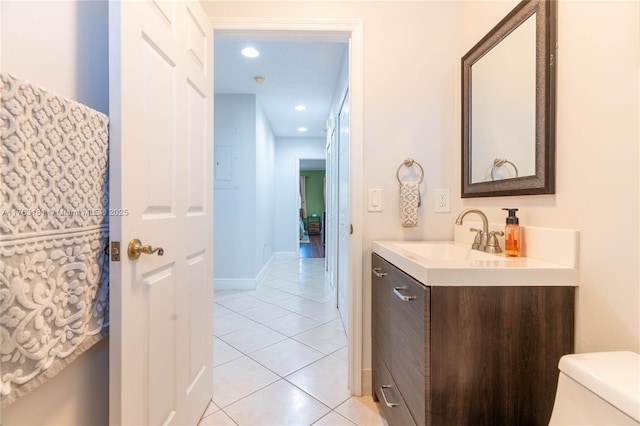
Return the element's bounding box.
[368,188,383,212]
[434,188,450,213]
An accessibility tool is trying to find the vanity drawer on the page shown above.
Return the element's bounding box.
[373,355,416,426]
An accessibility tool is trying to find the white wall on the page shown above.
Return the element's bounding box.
[1,0,109,115]
[1,1,109,424]
[214,94,257,281]
[213,95,275,284]
[255,101,276,272]
[274,137,327,253]
[457,0,640,353]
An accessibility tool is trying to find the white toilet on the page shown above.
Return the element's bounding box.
[549,351,640,425]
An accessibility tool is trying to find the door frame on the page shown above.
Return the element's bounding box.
[210,17,364,395]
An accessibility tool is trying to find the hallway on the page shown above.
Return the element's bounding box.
[202,257,386,425]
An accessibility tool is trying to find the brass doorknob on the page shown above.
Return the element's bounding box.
[128,239,164,260]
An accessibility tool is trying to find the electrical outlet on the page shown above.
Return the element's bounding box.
[434,188,450,213]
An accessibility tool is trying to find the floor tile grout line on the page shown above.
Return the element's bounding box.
[212,312,343,344]
[215,293,344,340]
[216,322,346,359]
[229,308,343,339]
[213,333,347,372]
[214,372,336,419]
[251,344,347,380]
[217,290,334,315]
[313,410,358,426]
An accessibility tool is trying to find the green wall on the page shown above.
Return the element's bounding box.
[301,170,325,220]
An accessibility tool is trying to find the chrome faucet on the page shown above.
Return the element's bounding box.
[455,209,490,251]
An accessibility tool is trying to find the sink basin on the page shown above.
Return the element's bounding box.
[372,241,577,287]
[392,242,511,262]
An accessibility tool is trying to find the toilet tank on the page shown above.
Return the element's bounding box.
[549,351,640,425]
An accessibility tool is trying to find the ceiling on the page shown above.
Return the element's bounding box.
[214,38,348,138]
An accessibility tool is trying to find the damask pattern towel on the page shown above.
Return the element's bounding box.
[400,181,421,227]
[0,72,109,405]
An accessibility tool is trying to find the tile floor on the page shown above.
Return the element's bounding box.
[199,256,388,426]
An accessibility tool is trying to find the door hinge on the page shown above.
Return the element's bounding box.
[110,241,121,262]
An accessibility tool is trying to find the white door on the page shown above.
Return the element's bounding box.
[337,91,350,331]
[108,1,214,425]
[325,125,337,284]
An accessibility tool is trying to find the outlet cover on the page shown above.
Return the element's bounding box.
[434,188,450,213]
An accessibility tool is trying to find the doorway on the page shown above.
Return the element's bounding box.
[299,159,326,259]
[212,18,364,396]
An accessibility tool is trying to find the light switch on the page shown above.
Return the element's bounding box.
[368,188,383,212]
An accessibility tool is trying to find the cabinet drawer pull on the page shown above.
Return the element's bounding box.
[380,385,399,408]
[372,267,388,278]
[393,286,416,301]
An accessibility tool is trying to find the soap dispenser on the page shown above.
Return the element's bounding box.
[502,208,520,257]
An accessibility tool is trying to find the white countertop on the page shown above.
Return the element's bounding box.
[372,240,578,286]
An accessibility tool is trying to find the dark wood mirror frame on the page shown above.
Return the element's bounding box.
[461,0,557,198]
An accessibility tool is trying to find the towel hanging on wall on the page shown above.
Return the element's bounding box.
[397,158,424,228]
[0,72,109,405]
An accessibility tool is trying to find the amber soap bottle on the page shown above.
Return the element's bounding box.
[502,208,520,257]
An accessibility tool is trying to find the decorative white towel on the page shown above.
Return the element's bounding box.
[400,182,421,227]
[0,72,109,405]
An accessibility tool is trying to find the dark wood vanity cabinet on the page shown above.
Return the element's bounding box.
[372,253,575,426]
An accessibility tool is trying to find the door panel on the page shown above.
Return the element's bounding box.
[145,265,178,425]
[326,126,337,286]
[109,1,213,424]
[186,82,207,214]
[337,90,350,331]
[142,37,176,215]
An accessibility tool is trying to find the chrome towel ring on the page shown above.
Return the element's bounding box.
[490,158,518,181]
[396,158,424,184]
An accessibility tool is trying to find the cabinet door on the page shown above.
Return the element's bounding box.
[372,254,429,426]
[372,254,393,372]
[430,286,574,426]
[386,260,429,426]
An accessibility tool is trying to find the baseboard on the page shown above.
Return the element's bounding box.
[255,253,275,284]
[361,368,372,396]
[214,253,278,291]
[274,251,298,260]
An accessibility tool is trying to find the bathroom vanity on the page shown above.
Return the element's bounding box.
[372,241,576,426]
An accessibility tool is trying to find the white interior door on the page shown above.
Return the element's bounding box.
[325,129,337,280]
[337,91,350,332]
[108,1,213,424]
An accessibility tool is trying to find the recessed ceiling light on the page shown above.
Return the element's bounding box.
[298,127,308,132]
[241,47,259,58]
[295,105,306,111]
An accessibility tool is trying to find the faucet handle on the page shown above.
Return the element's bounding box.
[485,231,504,254]
[469,228,484,250]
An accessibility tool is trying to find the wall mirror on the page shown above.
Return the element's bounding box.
[462,0,557,197]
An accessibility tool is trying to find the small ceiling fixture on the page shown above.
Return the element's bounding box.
[295,105,306,111]
[241,47,259,58]
[254,76,266,85]
[298,127,308,132]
